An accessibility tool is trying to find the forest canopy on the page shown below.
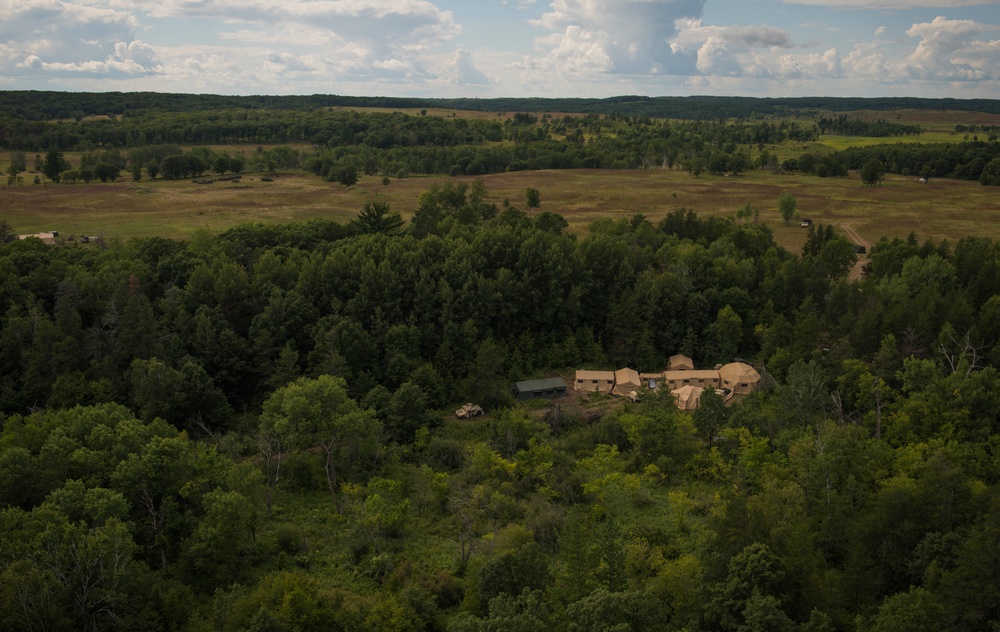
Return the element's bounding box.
[4,89,1000,630]
[4,186,1000,630]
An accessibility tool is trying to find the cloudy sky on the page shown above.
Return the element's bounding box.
[1,0,998,98]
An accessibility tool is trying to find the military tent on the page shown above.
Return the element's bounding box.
[512,378,567,401]
[663,370,722,391]
[639,372,663,390]
[668,354,695,371]
[672,385,705,410]
[575,370,615,393]
[613,368,641,399]
[719,362,761,395]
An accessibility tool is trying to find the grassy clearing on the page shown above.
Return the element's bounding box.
[815,132,957,151]
[845,108,1000,129]
[458,169,1000,251]
[783,108,998,151]
[5,168,997,252]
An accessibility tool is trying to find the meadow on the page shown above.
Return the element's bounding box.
[5,105,999,251]
[5,165,998,253]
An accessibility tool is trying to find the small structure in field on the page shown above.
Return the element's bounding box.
[512,377,567,402]
[19,232,58,245]
[575,370,615,393]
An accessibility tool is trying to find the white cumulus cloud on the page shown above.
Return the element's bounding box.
[0,0,478,92]
[444,49,493,85]
[904,16,999,79]
[525,0,706,76]
[114,40,159,70]
[672,18,832,79]
[696,36,741,75]
[840,15,999,86]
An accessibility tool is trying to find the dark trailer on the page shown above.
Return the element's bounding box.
[512,377,567,402]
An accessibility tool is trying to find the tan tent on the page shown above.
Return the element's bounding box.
[663,369,722,391]
[613,368,641,399]
[639,372,663,390]
[668,353,695,371]
[19,232,58,245]
[575,370,615,393]
[672,385,705,410]
[719,362,761,395]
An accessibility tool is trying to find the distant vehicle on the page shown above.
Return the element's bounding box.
[800,218,813,227]
[455,403,484,419]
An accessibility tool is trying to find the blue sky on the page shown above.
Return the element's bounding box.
[1,0,998,98]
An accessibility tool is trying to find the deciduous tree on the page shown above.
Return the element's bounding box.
[861,158,885,186]
[694,387,728,446]
[260,375,380,508]
[778,191,796,225]
[525,187,541,211]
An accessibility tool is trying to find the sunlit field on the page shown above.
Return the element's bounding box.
[5,165,997,254]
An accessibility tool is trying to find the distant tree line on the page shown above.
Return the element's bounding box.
[433,94,1000,119]
[817,115,921,137]
[2,91,998,123]
[6,91,1000,187]
[837,141,1000,182]
[955,124,1000,137]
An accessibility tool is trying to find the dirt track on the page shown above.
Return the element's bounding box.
[842,224,870,281]
[841,224,871,250]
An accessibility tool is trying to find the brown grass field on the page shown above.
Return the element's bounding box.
[4,166,998,253]
[6,107,998,251]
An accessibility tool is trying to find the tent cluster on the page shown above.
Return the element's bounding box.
[574,354,762,410]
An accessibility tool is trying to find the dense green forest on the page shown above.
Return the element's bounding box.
[3,91,1000,120]
[5,182,1000,630]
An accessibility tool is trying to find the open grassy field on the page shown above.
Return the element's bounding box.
[787,108,1000,151]
[840,108,1000,129]
[5,167,998,253]
[815,132,956,150]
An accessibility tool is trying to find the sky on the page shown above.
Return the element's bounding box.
[1,0,999,99]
